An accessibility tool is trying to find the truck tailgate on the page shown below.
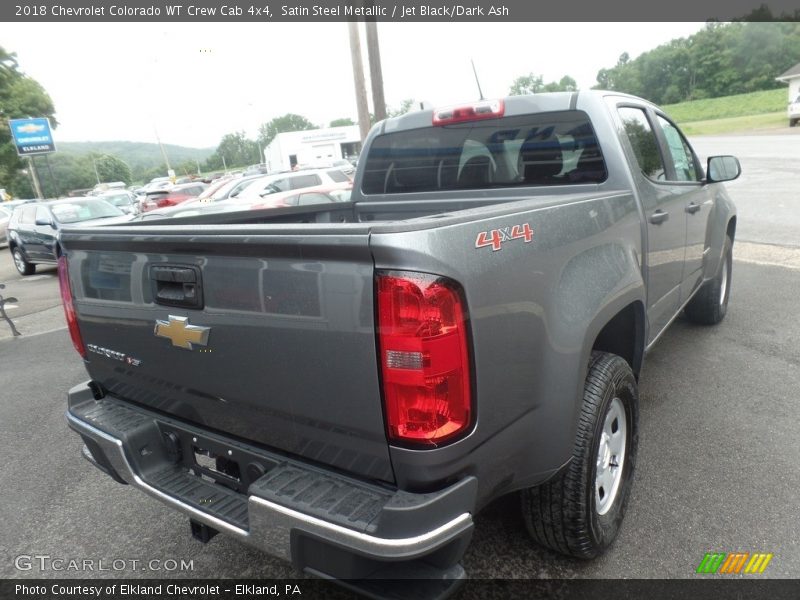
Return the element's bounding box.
[60,226,394,483]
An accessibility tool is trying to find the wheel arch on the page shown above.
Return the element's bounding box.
[589,299,646,378]
[726,216,736,242]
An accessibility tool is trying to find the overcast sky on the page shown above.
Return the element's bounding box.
[4,22,705,148]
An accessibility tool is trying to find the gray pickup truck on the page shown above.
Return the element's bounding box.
[61,91,739,595]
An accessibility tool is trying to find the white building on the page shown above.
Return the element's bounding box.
[263,126,361,173]
[776,62,800,102]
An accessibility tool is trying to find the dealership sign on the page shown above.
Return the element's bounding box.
[9,118,56,156]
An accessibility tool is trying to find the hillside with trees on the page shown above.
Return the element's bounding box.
[595,21,800,104]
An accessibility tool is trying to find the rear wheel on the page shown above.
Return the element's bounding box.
[12,247,35,276]
[684,235,732,325]
[521,352,639,558]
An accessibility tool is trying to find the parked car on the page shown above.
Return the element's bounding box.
[140,182,208,212]
[789,94,800,127]
[233,167,353,201]
[2,199,37,210]
[7,198,133,275]
[331,159,356,175]
[141,202,251,220]
[195,174,263,204]
[97,190,141,215]
[133,177,172,196]
[0,205,12,247]
[249,183,352,209]
[91,182,127,195]
[140,185,349,220]
[200,172,227,184]
[243,164,269,176]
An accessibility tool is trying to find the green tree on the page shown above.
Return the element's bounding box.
[592,22,800,104]
[329,117,355,127]
[542,76,578,93]
[45,153,95,196]
[0,46,57,197]
[510,74,577,95]
[174,159,200,177]
[205,131,260,170]
[92,153,132,184]
[257,114,316,148]
[387,99,415,117]
[509,73,544,95]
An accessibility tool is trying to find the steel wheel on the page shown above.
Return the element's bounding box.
[595,397,627,516]
[522,352,639,558]
[718,254,728,307]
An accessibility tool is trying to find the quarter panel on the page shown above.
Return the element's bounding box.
[370,190,644,503]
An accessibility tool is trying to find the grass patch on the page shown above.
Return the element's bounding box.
[678,112,786,136]
[662,88,786,122]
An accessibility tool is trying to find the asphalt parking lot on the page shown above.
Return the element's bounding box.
[1,132,798,591]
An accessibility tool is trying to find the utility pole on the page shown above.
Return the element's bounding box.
[154,125,172,174]
[27,156,44,199]
[348,21,371,142]
[365,20,386,122]
[44,154,59,197]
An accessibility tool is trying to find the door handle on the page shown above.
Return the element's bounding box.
[649,210,669,225]
[150,265,204,309]
[686,202,702,214]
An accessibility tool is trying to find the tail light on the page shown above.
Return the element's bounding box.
[58,255,86,359]
[377,271,472,446]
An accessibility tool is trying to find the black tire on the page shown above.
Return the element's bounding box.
[684,235,732,325]
[521,352,639,559]
[11,246,35,276]
[790,118,798,128]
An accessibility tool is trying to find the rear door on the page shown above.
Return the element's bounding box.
[61,225,394,483]
[14,205,39,257]
[616,105,687,342]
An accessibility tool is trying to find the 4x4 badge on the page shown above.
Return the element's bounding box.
[155,315,210,350]
[475,223,534,251]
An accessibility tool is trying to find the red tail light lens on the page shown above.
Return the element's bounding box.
[377,271,472,445]
[432,99,504,126]
[58,255,86,359]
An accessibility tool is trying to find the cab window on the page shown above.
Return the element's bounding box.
[656,115,700,182]
[617,107,667,181]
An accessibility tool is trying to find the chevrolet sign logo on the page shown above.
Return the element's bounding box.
[17,123,45,134]
[154,316,210,350]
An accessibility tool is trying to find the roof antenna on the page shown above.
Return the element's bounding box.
[471,59,485,100]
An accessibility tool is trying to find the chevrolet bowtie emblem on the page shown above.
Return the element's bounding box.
[154,315,210,350]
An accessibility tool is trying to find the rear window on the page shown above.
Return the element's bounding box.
[326,169,350,183]
[288,174,321,190]
[102,193,132,207]
[51,200,124,223]
[181,185,205,196]
[361,110,606,195]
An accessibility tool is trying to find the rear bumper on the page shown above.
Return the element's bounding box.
[66,382,476,582]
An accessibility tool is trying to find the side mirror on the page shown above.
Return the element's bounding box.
[706,155,741,183]
[35,217,55,228]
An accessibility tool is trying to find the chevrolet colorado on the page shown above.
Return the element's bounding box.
[60,91,740,595]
